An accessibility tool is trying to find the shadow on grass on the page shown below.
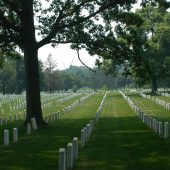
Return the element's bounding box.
[0,117,92,170]
[1,116,170,170]
[74,116,170,170]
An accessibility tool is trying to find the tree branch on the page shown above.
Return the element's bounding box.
[49,39,82,44]
[37,1,114,49]
[76,47,96,72]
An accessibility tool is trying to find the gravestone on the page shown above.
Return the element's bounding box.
[59,148,66,170]
[164,122,169,138]
[73,137,78,160]
[4,129,9,145]
[31,117,37,130]
[13,128,18,142]
[67,143,73,169]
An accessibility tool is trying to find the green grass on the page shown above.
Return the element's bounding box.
[2,91,170,170]
[154,95,170,103]
[74,92,170,170]
[0,93,87,145]
[0,93,103,170]
[127,92,170,122]
[0,93,84,119]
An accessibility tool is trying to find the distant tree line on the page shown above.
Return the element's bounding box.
[0,53,134,94]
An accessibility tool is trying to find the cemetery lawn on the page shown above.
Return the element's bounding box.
[74,92,170,170]
[127,92,170,122]
[0,93,103,170]
[1,92,170,169]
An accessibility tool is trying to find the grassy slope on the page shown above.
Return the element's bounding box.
[0,93,103,170]
[74,92,170,170]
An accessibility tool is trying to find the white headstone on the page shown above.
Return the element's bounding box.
[164,122,169,138]
[4,129,9,145]
[67,143,73,169]
[87,124,91,139]
[81,129,85,147]
[84,127,88,143]
[73,137,78,160]
[59,148,66,170]
[90,120,94,130]
[13,128,18,142]
[31,117,37,130]
[159,122,163,136]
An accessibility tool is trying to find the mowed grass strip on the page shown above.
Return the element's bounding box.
[127,92,170,122]
[74,92,170,170]
[0,93,103,170]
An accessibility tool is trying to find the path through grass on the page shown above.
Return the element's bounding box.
[74,92,170,170]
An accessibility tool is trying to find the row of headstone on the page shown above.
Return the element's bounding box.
[3,117,37,146]
[44,112,60,124]
[120,90,169,138]
[62,93,95,116]
[139,91,170,110]
[9,102,26,112]
[79,92,95,103]
[81,120,95,147]
[59,137,78,170]
[81,92,107,147]
[42,102,52,110]
[95,92,107,125]
[41,92,68,104]
[4,128,18,145]
[58,92,107,170]
[157,91,170,98]
[0,111,26,126]
[57,93,82,104]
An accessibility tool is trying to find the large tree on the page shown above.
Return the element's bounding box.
[85,1,170,94]
[126,5,170,94]
[1,0,142,126]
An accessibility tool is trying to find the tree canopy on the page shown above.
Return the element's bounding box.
[1,0,169,125]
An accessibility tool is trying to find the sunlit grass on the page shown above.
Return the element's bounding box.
[74,92,170,170]
[1,91,170,170]
[0,92,103,170]
[126,92,170,122]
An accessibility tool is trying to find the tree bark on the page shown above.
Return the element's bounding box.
[21,0,46,126]
[23,46,46,126]
[151,76,157,95]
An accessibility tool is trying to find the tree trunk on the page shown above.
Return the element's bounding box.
[21,0,46,126]
[23,47,46,126]
[151,76,157,95]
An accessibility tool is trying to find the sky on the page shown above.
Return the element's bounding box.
[38,0,142,70]
[38,44,97,70]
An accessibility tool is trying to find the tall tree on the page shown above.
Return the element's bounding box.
[0,0,141,126]
[128,5,170,94]
[44,54,58,93]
